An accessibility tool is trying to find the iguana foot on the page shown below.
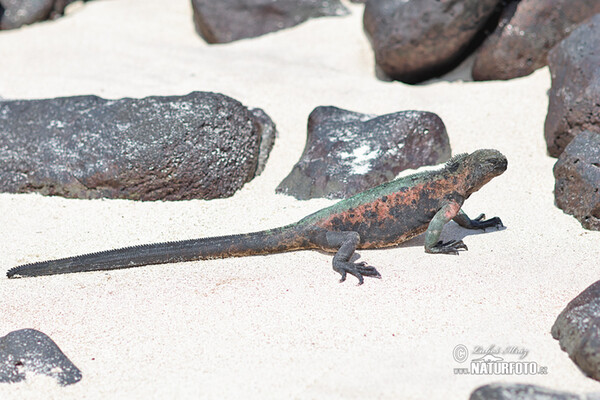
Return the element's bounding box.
[470,214,504,230]
[315,230,382,285]
[426,240,468,255]
[453,210,504,231]
[334,260,381,285]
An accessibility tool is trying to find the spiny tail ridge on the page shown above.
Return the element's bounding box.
[7,227,304,279]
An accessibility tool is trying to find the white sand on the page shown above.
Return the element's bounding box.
[1,0,599,398]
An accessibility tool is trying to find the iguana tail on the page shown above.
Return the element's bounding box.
[6,225,308,278]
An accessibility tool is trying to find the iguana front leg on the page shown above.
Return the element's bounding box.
[453,209,504,230]
[311,230,381,284]
[424,200,468,255]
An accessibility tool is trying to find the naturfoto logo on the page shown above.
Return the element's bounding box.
[452,344,548,376]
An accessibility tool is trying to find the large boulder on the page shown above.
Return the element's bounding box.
[0,92,276,200]
[276,106,451,199]
[363,0,503,83]
[552,280,600,381]
[544,14,600,157]
[553,131,600,231]
[472,0,600,81]
[191,0,349,44]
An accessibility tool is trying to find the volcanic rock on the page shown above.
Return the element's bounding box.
[192,0,349,44]
[0,329,81,386]
[553,130,600,231]
[471,383,593,400]
[0,91,276,200]
[472,0,600,81]
[363,0,503,83]
[544,14,600,157]
[276,106,451,199]
[552,279,600,381]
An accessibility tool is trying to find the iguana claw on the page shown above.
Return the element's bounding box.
[336,261,381,285]
[478,216,503,230]
[427,239,468,255]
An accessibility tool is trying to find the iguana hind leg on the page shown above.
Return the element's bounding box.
[312,230,381,285]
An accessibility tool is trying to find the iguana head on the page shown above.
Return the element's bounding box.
[455,149,507,197]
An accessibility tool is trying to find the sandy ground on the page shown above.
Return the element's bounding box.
[1,0,599,398]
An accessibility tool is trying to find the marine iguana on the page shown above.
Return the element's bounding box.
[6,149,507,283]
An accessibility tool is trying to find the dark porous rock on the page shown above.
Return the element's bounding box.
[552,280,600,381]
[470,383,594,400]
[192,0,349,44]
[276,106,451,200]
[0,329,81,386]
[472,0,600,81]
[0,0,91,30]
[0,0,54,30]
[250,107,277,176]
[0,91,276,201]
[553,131,600,231]
[363,0,503,84]
[544,14,600,157]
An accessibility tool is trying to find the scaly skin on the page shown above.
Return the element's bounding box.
[6,149,507,283]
